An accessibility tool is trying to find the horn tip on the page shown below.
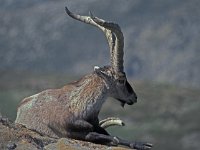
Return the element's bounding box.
[65,6,71,15]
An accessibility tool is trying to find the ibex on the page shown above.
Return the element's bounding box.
[15,7,152,150]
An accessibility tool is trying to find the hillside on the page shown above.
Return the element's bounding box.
[0,0,200,87]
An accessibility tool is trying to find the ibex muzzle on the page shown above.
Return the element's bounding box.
[117,80,138,107]
[114,73,137,106]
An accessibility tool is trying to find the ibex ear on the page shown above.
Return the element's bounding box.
[94,66,110,81]
[94,66,100,71]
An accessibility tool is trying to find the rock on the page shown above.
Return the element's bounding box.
[7,143,17,150]
[0,116,134,150]
[45,138,130,150]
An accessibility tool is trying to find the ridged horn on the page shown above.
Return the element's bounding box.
[65,7,124,73]
[90,15,124,73]
[99,117,125,129]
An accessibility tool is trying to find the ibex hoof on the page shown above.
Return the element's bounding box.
[130,142,153,150]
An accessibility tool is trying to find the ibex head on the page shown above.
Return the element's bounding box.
[65,7,137,107]
[94,66,137,106]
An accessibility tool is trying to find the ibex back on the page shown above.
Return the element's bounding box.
[15,7,152,150]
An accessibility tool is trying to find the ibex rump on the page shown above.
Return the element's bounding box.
[15,7,152,150]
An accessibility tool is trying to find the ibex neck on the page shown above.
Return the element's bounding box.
[68,73,108,119]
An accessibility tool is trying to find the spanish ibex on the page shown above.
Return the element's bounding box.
[15,7,152,150]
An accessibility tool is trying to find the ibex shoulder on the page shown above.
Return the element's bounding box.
[17,72,106,110]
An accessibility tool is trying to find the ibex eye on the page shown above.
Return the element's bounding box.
[118,79,125,85]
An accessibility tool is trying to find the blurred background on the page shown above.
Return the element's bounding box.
[0,0,200,149]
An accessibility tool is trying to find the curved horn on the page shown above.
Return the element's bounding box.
[99,117,125,129]
[65,7,124,73]
[91,16,124,73]
[65,7,115,68]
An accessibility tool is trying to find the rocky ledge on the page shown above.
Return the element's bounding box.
[0,116,133,150]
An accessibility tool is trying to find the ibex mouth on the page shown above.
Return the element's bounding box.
[117,99,135,108]
[127,101,134,105]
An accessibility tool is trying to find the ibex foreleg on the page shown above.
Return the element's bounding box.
[65,119,152,150]
[85,132,152,150]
